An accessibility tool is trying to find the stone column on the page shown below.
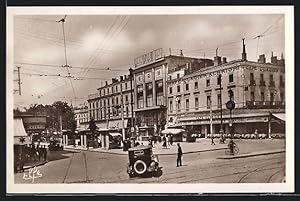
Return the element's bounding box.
[105,135,110,149]
[80,135,83,147]
[152,68,156,106]
[83,135,87,148]
[143,71,146,108]
[204,125,208,138]
[65,135,68,146]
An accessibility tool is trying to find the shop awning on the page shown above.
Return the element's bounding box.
[109,132,122,137]
[14,118,31,145]
[272,113,285,122]
[162,129,185,135]
[96,122,108,129]
[108,119,128,129]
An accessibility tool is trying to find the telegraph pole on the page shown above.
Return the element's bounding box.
[14,66,21,95]
[219,74,223,133]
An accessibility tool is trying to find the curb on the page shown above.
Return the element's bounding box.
[217,149,285,159]
[23,160,48,170]
[64,147,227,156]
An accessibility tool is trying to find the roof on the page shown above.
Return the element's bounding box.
[272,113,285,121]
[162,128,186,135]
[128,145,153,151]
[109,132,122,137]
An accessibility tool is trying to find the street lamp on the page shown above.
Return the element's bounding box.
[226,89,235,139]
[218,74,223,133]
[129,67,134,137]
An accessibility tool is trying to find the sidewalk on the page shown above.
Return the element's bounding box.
[64,138,228,155]
[217,149,285,159]
[23,160,48,170]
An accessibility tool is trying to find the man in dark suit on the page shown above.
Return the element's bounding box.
[177,143,183,167]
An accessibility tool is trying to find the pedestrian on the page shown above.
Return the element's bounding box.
[176,143,183,167]
[37,146,41,161]
[167,135,171,146]
[43,145,48,160]
[211,135,215,145]
[162,136,167,149]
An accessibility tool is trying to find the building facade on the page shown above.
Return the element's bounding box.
[132,48,213,139]
[167,46,285,137]
[74,105,89,130]
[87,74,134,137]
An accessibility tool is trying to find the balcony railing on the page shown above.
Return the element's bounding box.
[246,101,285,109]
[269,81,275,87]
[259,80,266,86]
[249,80,256,86]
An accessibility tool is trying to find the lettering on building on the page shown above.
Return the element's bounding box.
[134,48,163,68]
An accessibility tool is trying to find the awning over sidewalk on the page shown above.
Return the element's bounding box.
[96,122,108,129]
[108,119,128,129]
[272,113,285,122]
[162,129,185,135]
[14,118,31,145]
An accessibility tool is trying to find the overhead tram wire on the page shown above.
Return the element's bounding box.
[20,72,111,81]
[15,62,130,72]
[80,15,121,74]
[82,16,128,74]
[57,15,77,105]
[82,16,131,75]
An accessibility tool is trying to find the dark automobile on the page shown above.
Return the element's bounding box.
[48,140,63,151]
[127,145,159,177]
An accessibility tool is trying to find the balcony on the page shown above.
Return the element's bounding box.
[259,80,266,87]
[269,81,275,87]
[249,80,256,86]
[246,101,285,109]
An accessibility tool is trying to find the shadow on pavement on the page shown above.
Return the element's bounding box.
[47,150,77,162]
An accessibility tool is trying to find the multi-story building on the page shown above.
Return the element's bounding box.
[167,42,285,137]
[131,48,213,139]
[87,74,134,137]
[74,105,89,130]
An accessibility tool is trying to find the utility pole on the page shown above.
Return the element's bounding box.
[218,74,223,133]
[209,98,213,137]
[14,66,21,95]
[129,68,134,137]
[121,86,125,142]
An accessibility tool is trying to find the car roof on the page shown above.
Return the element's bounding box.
[128,145,152,151]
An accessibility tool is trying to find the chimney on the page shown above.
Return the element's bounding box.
[124,75,127,80]
[180,49,183,57]
[258,54,266,63]
[120,76,123,81]
[242,38,247,61]
[214,56,221,66]
[105,81,108,86]
[222,57,227,63]
[270,51,278,64]
[278,52,285,65]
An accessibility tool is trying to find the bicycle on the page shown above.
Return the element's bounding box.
[225,141,239,155]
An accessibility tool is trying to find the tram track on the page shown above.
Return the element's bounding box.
[62,152,75,183]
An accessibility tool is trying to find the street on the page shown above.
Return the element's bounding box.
[15,140,285,184]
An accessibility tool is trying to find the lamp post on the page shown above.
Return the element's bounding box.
[129,67,134,137]
[226,89,235,139]
[218,74,223,133]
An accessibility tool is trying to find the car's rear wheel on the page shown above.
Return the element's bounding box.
[133,160,147,175]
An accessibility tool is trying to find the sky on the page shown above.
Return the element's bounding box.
[12,14,285,109]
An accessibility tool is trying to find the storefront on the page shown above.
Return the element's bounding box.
[173,112,285,137]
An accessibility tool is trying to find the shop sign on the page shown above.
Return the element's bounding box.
[134,48,163,68]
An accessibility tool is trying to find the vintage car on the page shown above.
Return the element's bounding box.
[48,139,63,151]
[127,145,159,177]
